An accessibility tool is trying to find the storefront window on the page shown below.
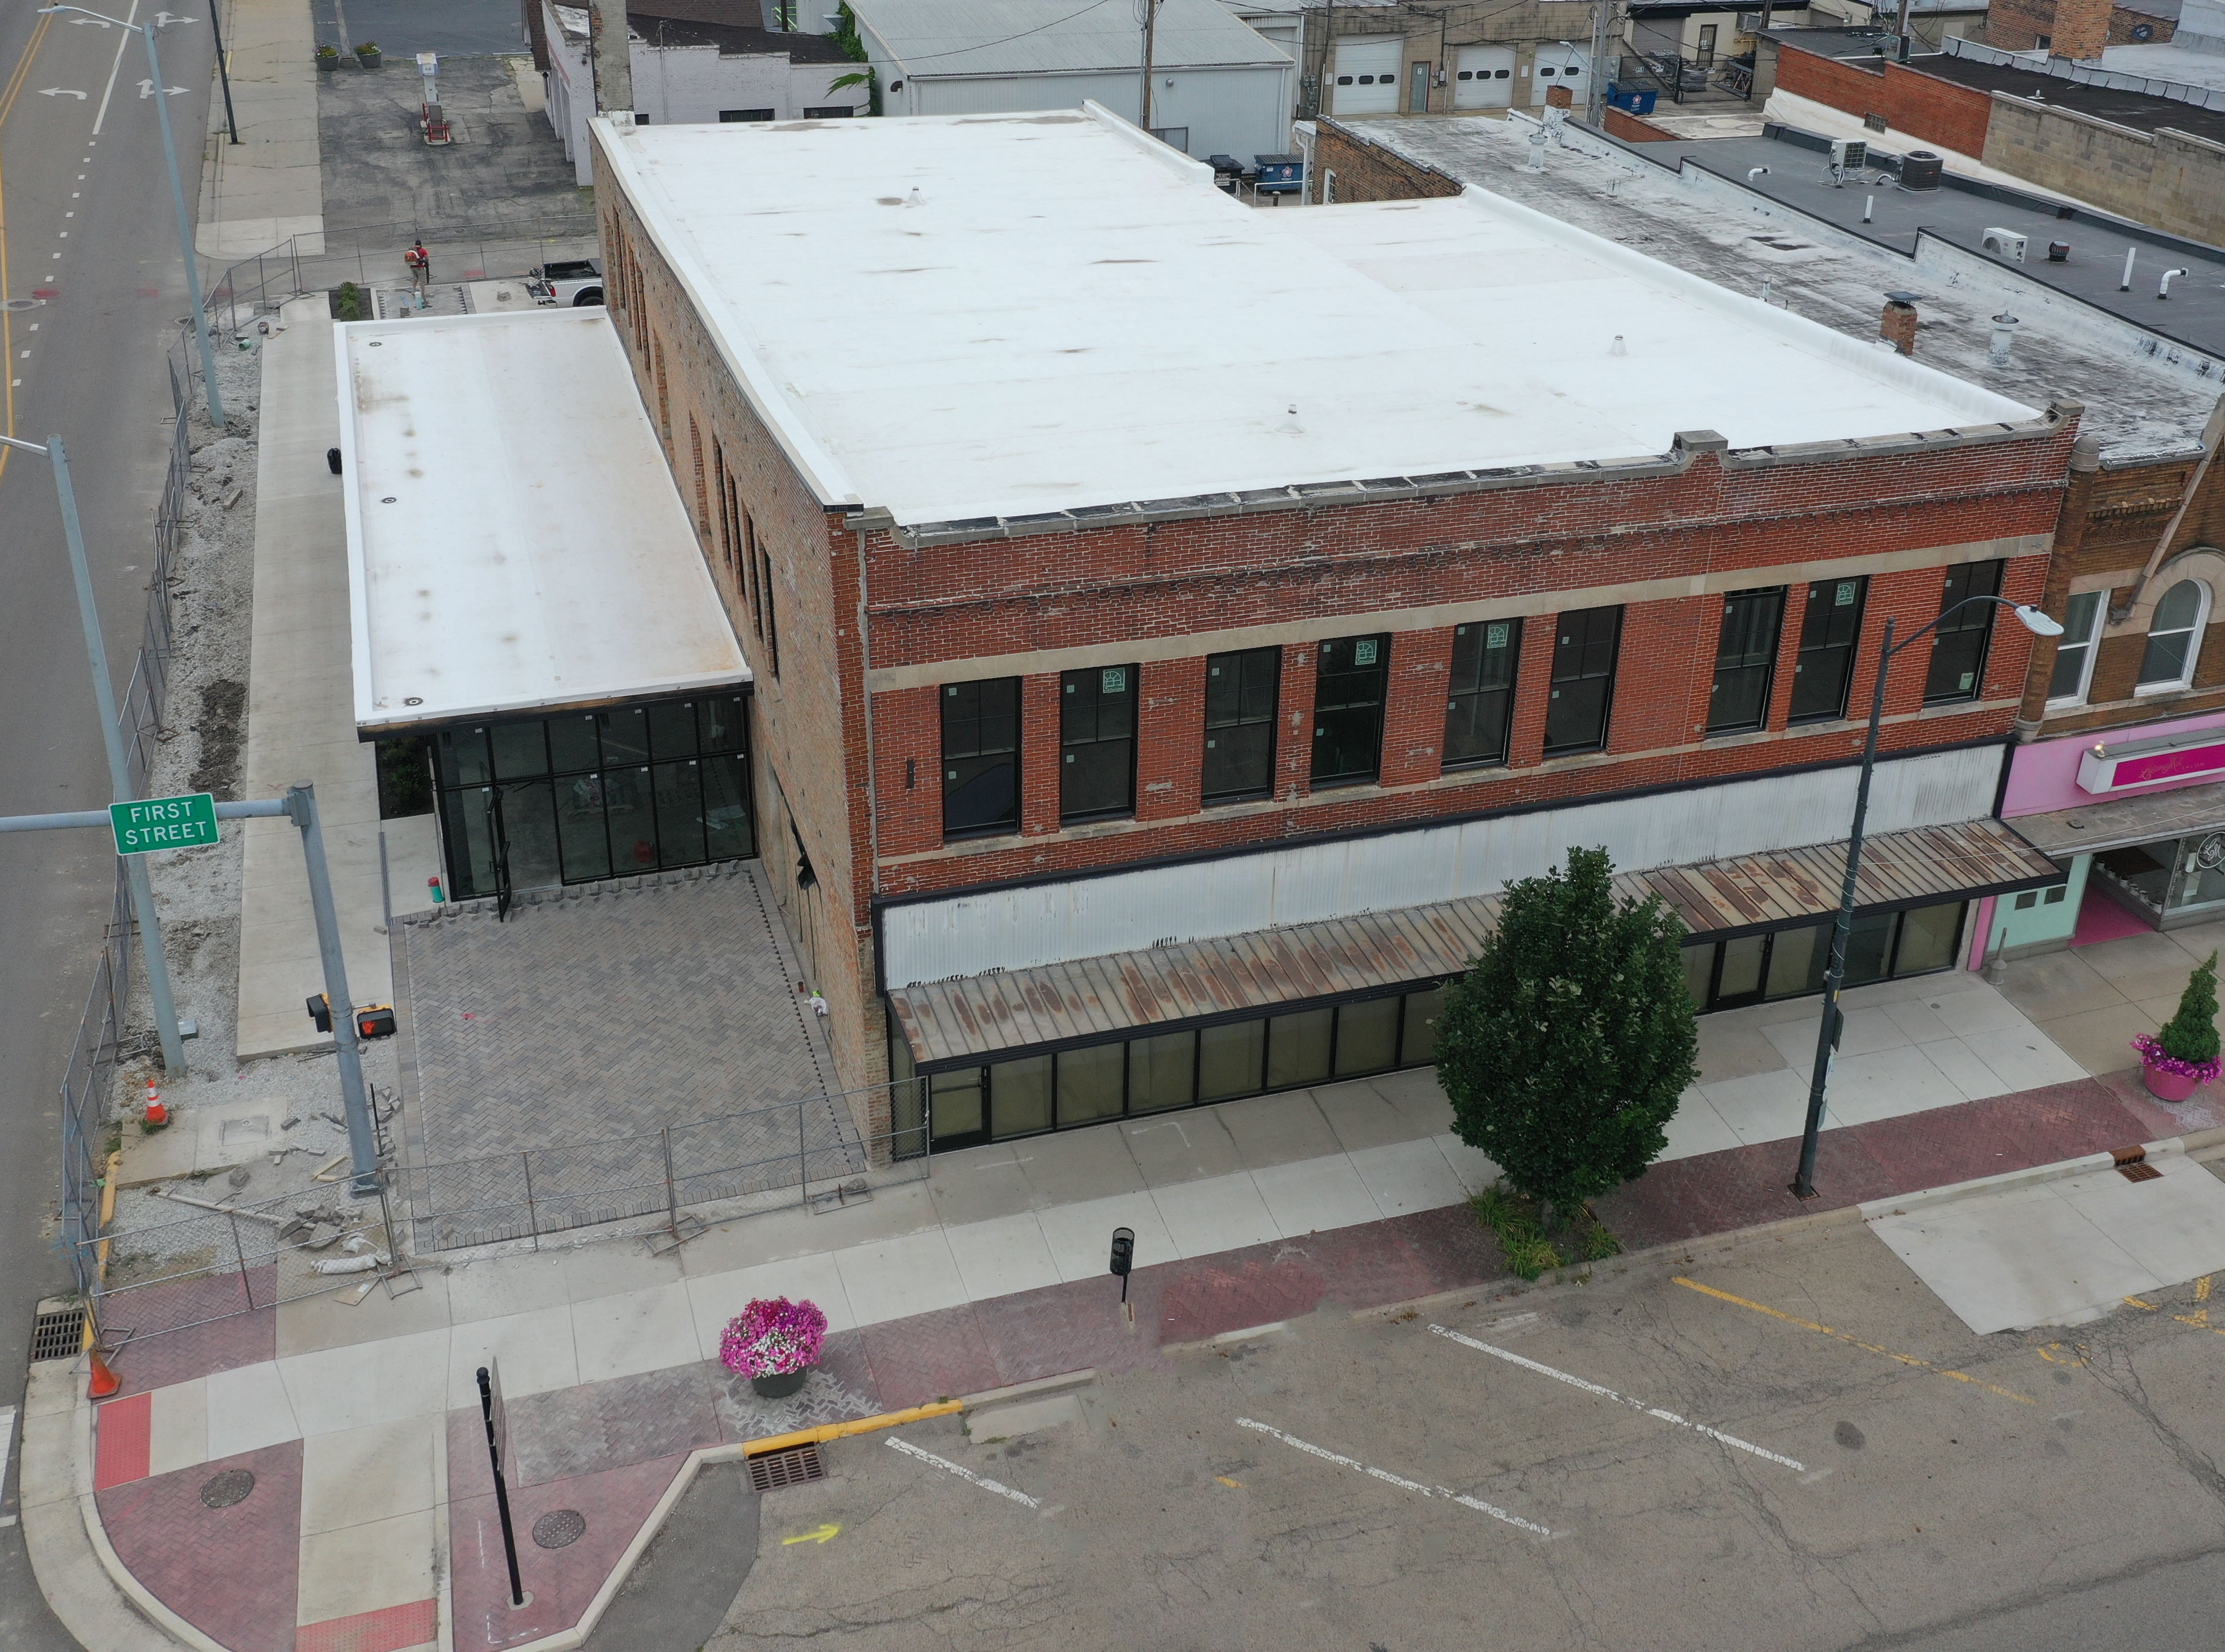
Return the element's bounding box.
[2095,833,2225,918]
[434,695,753,899]
[1679,901,1963,1013]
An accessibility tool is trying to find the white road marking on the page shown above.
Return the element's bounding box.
[92,0,144,137]
[39,88,89,99]
[885,1437,1041,1508]
[1429,1325,1805,1472]
[1235,1417,1551,1535]
[0,1406,15,1527]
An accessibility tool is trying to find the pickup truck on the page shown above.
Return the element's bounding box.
[526,258,605,307]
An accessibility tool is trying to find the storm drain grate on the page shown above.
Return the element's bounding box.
[2119,1161,2164,1182]
[748,1442,824,1492]
[29,1308,86,1364]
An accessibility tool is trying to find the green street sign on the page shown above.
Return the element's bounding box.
[109,793,220,855]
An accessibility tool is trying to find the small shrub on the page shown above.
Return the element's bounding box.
[333,281,362,321]
[2140,952,2222,1080]
[1582,1223,1622,1262]
[1504,1235,1562,1281]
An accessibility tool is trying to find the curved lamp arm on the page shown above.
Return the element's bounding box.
[1883,594,2063,662]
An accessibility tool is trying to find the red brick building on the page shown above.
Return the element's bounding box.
[588,106,2068,1150]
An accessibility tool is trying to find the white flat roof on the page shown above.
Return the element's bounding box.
[594,106,2039,530]
[337,309,750,737]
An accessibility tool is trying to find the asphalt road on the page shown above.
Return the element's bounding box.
[0,5,217,1648]
[715,1214,2225,1652]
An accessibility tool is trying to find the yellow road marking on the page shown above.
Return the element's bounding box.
[781,1523,840,1546]
[2125,1296,2159,1311]
[2124,1280,2223,1335]
[1672,1277,2036,1404]
[1215,1476,1243,1489]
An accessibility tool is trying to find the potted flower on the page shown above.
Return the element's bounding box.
[316,43,340,70]
[2135,951,2221,1102]
[720,1296,826,1398]
[355,40,382,68]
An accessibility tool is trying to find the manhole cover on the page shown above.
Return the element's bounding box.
[532,1508,586,1549]
[200,1469,256,1508]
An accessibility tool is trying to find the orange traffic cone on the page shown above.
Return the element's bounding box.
[144,1079,168,1130]
[88,1349,120,1399]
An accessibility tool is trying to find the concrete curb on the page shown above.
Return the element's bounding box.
[1856,1122,2225,1220]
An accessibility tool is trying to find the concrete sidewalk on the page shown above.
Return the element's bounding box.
[40,1038,2225,1652]
[197,0,324,262]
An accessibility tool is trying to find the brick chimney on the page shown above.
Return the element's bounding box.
[2050,0,2114,61]
[1880,294,1919,356]
[1546,82,1574,108]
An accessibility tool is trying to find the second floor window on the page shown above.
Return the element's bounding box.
[2137,578,2209,693]
[1924,561,2003,705]
[2048,590,2105,705]
[1204,646,1279,804]
[1060,665,1137,822]
[1791,577,1867,724]
[1444,620,1520,768]
[943,678,1020,838]
[1544,606,1622,757]
[1311,635,1390,787]
[1708,588,1786,735]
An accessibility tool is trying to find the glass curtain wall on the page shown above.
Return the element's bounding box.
[1679,900,1965,1013]
[434,694,753,899]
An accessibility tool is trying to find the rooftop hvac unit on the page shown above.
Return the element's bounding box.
[1831,138,1868,172]
[1982,227,2028,263]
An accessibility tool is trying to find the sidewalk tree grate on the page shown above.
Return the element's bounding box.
[200,1469,256,1509]
[748,1442,824,1492]
[29,1308,86,1364]
[532,1508,587,1549]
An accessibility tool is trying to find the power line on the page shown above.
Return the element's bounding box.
[879,0,1133,67]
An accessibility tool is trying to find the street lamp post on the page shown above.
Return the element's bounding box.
[1,433,189,1074]
[41,6,227,424]
[1790,595,2063,1199]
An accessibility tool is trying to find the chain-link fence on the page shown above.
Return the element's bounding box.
[56,328,197,1302]
[82,1183,406,1346]
[205,217,601,335]
[392,1077,930,1255]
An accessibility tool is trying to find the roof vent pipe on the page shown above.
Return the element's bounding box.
[1527,127,1548,172]
[2161,268,2187,298]
[1748,166,1770,182]
[1989,313,2022,362]
[2121,246,2136,291]
[1610,334,1627,356]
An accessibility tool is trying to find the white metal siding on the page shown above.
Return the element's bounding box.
[903,64,1287,158]
[1453,44,1513,109]
[1330,38,1401,115]
[880,746,2006,986]
[1531,42,1590,105]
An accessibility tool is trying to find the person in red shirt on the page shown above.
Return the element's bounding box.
[404,239,430,302]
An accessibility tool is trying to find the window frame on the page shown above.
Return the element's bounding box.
[1542,605,1623,757]
[1706,587,1787,736]
[940,677,1022,840]
[2046,589,2106,707]
[2135,578,2211,695]
[1058,664,1139,825]
[1309,634,1392,789]
[1789,575,1869,725]
[1202,646,1280,805]
[1922,560,2003,706]
[1443,618,1522,769]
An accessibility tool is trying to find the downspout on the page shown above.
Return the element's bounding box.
[850,508,892,901]
[2112,391,2225,624]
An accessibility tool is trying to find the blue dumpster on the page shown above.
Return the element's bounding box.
[1253,155,1303,195]
[1606,86,1658,115]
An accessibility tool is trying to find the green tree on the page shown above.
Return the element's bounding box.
[2158,951,2221,1066]
[1435,846,1698,1227]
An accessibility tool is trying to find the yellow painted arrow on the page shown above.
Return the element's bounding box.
[782,1524,840,1546]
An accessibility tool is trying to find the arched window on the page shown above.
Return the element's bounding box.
[2138,578,2210,691]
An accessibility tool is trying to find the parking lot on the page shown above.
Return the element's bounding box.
[707,1212,2225,1652]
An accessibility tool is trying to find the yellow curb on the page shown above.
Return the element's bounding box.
[87,1152,122,1351]
[739,1399,964,1457]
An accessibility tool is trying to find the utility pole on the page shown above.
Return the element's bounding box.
[1139,0,1159,136]
[209,0,239,143]
[1587,0,1612,125]
[589,0,633,114]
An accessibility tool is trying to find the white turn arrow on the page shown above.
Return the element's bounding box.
[39,88,89,99]
[136,80,188,97]
[153,13,200,25]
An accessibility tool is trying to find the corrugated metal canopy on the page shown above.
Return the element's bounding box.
[887,819,2061,1067]
[855,0,1289,77]
[2007,779,2225,858]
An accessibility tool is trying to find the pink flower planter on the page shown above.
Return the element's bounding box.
[2143,1053,2203,1102]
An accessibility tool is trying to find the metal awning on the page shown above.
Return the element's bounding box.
[887,818,2061,1067]
[2007,779,2225,859]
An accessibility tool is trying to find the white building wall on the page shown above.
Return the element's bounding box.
[881,63,1287,155]
[879,745,2006,986]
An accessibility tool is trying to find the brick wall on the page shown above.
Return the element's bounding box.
[1309,118,1464,203]
[1775,45,1994,157]
[1981,99,2225,244]
[1985,0,2173,49]
[1603,105,1680,142]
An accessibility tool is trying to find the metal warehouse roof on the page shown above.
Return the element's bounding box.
[338,309,751,738]
[886,819,2058,1066]
[851,0,1289,76]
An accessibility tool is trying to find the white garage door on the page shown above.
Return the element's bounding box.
[1531,43,1590,106]
[1332,38,1401,116]
[1454,44,1513,109]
